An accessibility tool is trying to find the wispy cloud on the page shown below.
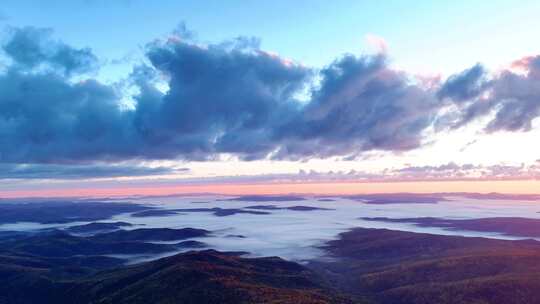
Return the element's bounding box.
[0,163,188,180]
[60,162,538,186]
[365,34,388,54]
[200,162,540,184]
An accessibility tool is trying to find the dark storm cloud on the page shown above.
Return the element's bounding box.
[439,56,540,132]
[273,55,440,159]
[0,70,136,163]
[2,26,98,76]
[132,36,311,159]
[0,163,186,179]
[136,45,440,160]
[437,64,489,102]
[0,28,312,163]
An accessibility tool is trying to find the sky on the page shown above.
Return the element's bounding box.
[1,0,540,197]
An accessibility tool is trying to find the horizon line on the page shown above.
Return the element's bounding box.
[2,180,540,199]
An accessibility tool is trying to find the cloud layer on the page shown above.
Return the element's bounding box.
[274,55,438,159]
[181,161,540,185]
[438,56,540,132]
[1,26,540,177]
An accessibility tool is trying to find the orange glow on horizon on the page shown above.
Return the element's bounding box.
[1,180,540,199]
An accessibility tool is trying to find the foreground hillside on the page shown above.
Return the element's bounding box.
[310,228,540,304]
[0,249,354,304]
[71,250,354,304]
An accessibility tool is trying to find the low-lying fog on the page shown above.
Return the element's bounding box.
[2,195,540,262]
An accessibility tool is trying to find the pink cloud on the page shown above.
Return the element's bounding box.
[365,34,388,54]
